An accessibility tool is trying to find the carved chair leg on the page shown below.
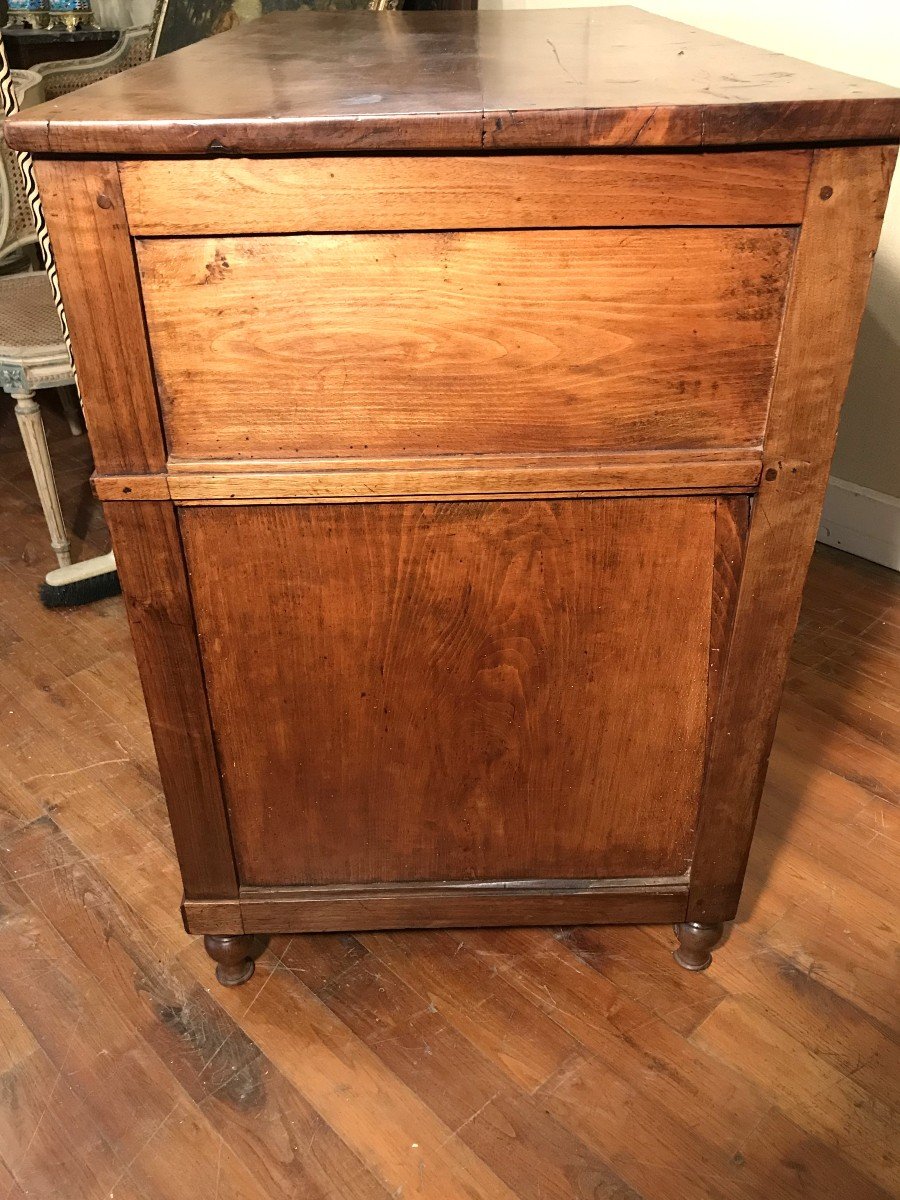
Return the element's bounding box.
[673,922,724,971]
[12,389,71,568]
[203,934,260,987]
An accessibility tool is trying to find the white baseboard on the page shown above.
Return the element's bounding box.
[817,477,900,571]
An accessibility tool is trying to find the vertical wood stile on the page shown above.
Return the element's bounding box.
[688,144,899,923]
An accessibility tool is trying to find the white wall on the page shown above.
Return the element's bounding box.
[481,0,900,550]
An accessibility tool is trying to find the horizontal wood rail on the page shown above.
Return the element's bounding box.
[182,877,690,934]
[93,473,171,500]
[94,449,761,503]
[120,151,812,236]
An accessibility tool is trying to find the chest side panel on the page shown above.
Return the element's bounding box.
[180,496,714,888]
[136,226,795,463]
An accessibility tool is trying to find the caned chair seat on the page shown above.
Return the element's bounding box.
[0,269,67,360]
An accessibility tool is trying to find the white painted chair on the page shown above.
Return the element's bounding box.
[0,68,81,568]
[33,24,158,99]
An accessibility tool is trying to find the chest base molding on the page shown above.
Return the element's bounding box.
[183,878,690,936]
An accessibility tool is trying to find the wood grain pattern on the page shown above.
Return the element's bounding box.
[138,227,795,462]
[179,498,714,888]
[155,449,762,503]
[707,497,750,733]
[119,151,812,235]
[93,473,170,501]
[689,144,899,924]
[7,8,900,154]
[103,501,238,900]
[32,159,166,475]
[180,897,243,935]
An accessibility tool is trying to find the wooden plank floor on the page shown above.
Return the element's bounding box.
[0,397,897,1200]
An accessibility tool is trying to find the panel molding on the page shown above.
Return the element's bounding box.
[98,448,763,504]
[94,449,762,503]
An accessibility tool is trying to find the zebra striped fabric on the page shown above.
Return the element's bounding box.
[0,33,78,386]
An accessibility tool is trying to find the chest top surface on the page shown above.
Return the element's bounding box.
[7,5,900,156]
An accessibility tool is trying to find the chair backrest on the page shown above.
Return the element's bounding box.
[0,69,44,262]
[38,25,155,99]
[153,0,401,58]
[33,0,165,101]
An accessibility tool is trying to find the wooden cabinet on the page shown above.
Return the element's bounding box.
[9,5,899,985]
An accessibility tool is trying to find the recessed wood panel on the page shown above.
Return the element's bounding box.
[179,497,715,888]
[137,227,795,462]
[119,151,811,235]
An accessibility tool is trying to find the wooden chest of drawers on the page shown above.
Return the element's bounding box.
[9,6,899,985]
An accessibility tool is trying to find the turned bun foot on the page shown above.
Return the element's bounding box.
[673,922,724,971]
[203,934,259,986]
